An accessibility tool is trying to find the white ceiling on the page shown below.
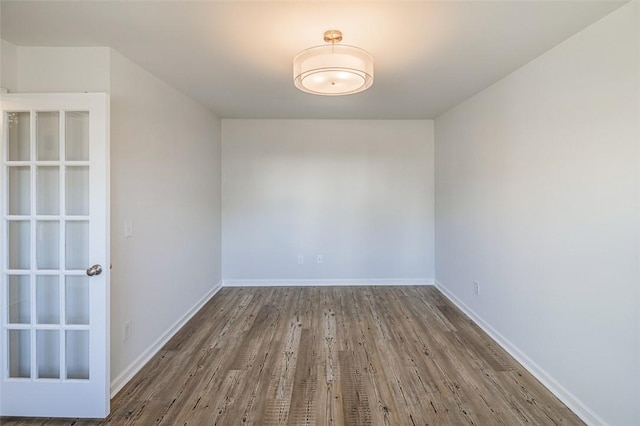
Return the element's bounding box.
[1,1,626,119]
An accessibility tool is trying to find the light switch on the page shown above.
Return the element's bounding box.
[124,219,133,238]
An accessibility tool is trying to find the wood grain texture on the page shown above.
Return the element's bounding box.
[1,286,584,426]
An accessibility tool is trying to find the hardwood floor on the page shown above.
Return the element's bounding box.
[1,286,584,425]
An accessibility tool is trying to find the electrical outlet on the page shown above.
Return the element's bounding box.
[297,255,304,265]
[124,320,132,342]
[474,281,480,295]
[316,254,323,264]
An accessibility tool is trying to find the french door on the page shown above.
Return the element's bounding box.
[0,93,110,418]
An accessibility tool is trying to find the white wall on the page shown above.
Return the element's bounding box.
[16,47,110,93]
[0,39,18,91]
[222,119,434,283]
[10,46,223,393]
[434,3,639,425]
[108,50,222,391]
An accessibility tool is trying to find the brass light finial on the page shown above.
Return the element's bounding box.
[323,30,343,44]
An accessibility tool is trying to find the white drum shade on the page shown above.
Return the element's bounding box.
[293,44,374,96]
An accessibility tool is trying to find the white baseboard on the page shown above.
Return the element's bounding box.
[110,281,222,398]
[223,278,434,287]
[434,280,606,426]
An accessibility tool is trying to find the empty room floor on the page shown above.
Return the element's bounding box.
[1,286,583,425]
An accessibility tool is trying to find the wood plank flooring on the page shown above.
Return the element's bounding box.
[1,286,584,425]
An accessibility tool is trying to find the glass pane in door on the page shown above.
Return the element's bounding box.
[8,330,30,378]
[36,276,60,324]
[36,112,60,161]
[66,167,89,215]
[66,330,89,379]
[37,167,60,215]
[7,112,30,161]
[8,275,30,324]
[36,330,60,379]
[65,221,89,269]
[8,221,30,270]
[66,112,89,161]
[65,276,89,325]
[8,167,30,215]
[36,221,60,270]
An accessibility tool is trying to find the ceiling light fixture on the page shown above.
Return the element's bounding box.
[293,30,374,96]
